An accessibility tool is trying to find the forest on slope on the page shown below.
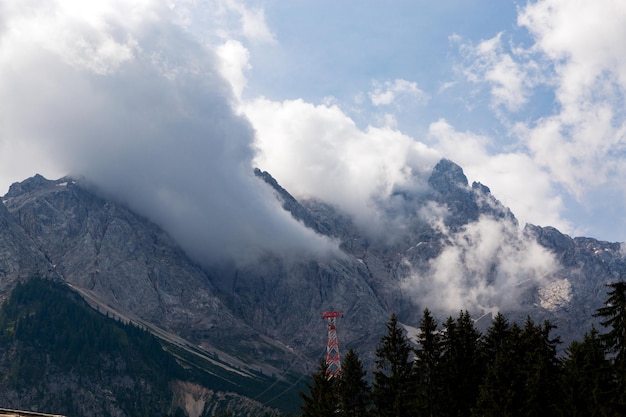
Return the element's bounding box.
[0,277,300,417]
[300,283,626,417]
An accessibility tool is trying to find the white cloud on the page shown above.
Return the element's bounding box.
[152,0,275,47]
[0,0,143,75]
[243,97,441,231]
[0,0,337,265]
[519,0,626,101]
[446,1,626,236]
[514,0,626,201]
[216,39,251,101]
[402,215,560,313]
[454,32,533,112]
[237,4,275,43]
[369,78,427,107]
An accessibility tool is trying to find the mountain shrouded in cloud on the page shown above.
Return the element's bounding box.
[0,0,338,264]
[2,0,626,316]
[401,214,560,313]
[245,97,442,234]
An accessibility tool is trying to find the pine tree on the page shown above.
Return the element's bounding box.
[474,316,563,417]
[561,327,616,417]
[595,281,626,413]
[299,359,339,417]
[474,320,522,417]
[372,313,415,417]
[479,312,510,362]
[518,317,563,416]
[439,310,482,417]
[337,349,370,417]
[595,282,626,364]
[414,308,442,417]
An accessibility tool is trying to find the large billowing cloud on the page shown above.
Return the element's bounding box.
[0,0,338,265]
[2,0,622,315]
[453,0,626,237]
[401,214,561,313]
[517,0,626,198]
[243,97,441,233]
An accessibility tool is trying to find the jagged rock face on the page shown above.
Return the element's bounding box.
[1,176,270,363]
[2,158,625,376]
[524,224,626,342]
[428,158,469,194]
[256,160,622,346]
[427,159,517,229]
[0,191,56,296]
[219,253,389,363]
[251,161,524,340]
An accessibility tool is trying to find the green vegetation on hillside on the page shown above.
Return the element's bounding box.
[0,278,302,416]
[0,278,182,386]
[0,277,181,415]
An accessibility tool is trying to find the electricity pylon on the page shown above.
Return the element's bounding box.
[321,311,343,378]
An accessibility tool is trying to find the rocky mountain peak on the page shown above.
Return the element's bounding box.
[2,159,626,414]
[5,173,55,197]
[471,181,491,195]
[254,168,330,235]
[428,158,469,194]
[424,159,517,227]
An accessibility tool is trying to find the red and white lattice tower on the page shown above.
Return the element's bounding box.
[321,311,343,378]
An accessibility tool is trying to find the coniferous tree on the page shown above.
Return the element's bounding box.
[479,312,510,362]
[561,327,616,417]
[595,282,626,364]
[299,359,339,417]
[372,314,415,417]
[414,308,442,417]
[337,349,370,417]
[474,321,522,417]
[595,281,626,413]
[518,317,563,416]
[474,316,562,417]
[439,310,482,417]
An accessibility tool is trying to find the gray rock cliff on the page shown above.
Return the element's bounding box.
[1,158,624,378]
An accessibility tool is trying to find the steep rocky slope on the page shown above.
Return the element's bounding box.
[1,176,295,374]
[255,159,625,346]
[0,278,283,417]
[1,158,625,381]
[0,189,57,295]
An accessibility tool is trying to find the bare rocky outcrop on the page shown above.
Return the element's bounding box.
[0,186,58,297]
[171,381,277,417]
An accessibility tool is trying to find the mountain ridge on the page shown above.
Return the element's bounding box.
[1,158,625,413]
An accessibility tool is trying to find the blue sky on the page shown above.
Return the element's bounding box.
[1,0,626,250]
[238,0,626,242]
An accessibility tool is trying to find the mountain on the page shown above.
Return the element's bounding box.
[0,185,57,294]
[0,158,625,414]
[0,277,290,417]
[2,176,291,370]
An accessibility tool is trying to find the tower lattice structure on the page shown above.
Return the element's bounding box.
[321,311,343,378]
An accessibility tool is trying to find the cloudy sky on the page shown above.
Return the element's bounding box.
[1,0,626,267]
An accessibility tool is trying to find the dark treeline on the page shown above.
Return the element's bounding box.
[0,277,185,416]
[299,282,626,417]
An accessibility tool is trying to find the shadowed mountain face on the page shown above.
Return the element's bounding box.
[1,176,289,373]
[0,187,58,295]
[1,159,625,377]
